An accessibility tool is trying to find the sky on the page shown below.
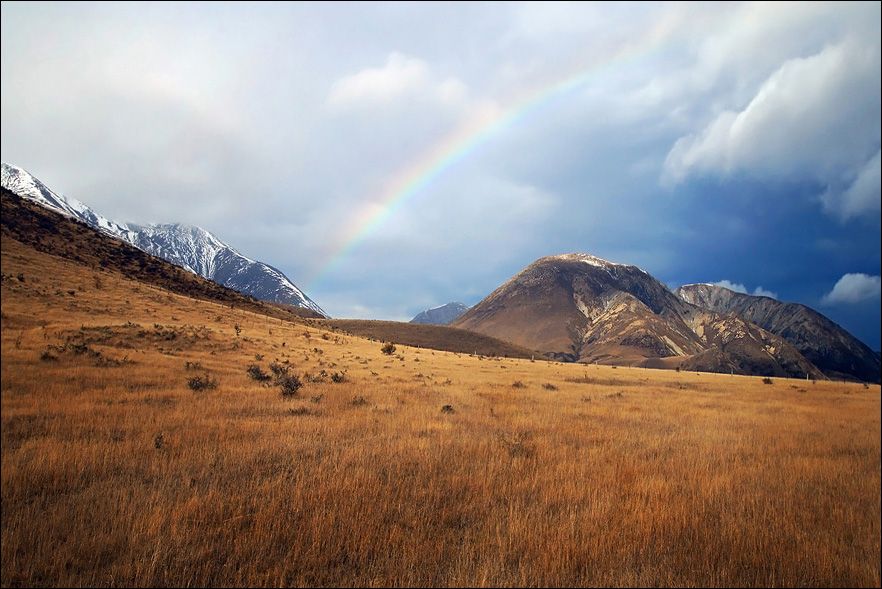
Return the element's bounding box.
[2,1,880,348]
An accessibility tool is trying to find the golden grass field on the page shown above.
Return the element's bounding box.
[2,236,880,587]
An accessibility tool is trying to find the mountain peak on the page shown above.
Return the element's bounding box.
[536,252,649,274]
[410,302,469,325]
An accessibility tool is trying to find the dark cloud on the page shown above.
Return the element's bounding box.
[2,2,879,347]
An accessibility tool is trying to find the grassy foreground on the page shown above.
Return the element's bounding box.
[2,237,880,587]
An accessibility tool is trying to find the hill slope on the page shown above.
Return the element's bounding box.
[324,319,539,359]
[454,253,822,378]
[676,283,880,382]
[0,188,322,320]
[1,162,325,315]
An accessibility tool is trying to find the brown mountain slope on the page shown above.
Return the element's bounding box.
[454,254,823,378]
[0,188,322,321]
[677,284,880,382]
[323,319,540,359]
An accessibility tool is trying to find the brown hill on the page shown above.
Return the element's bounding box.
[323,319,540,359]
[454,253,823,378]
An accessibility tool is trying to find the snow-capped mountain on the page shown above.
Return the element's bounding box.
[1,163,326,316]
[1,162,137,240]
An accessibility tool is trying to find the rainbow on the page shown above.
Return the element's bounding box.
[308,18,677,289]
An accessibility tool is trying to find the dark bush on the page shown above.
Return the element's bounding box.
[278,374,303,397]
[381,342,396,355]
[269,361,289,377]
[247,364,271,382]
[188,374,217,391]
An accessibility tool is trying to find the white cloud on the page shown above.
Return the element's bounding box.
[327,52,467,109]
[822,150,881,221]
[713,280,777,299]
[713,279,747,294]
[663,41,881,220]
[752,286,778,299]
[823,273,881,304]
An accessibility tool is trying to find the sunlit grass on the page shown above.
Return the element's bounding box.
[2,236,880,587]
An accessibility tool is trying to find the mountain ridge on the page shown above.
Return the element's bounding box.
[410,302,470,325]
[454,253,825,379]
[1,162,326,316]
[676,283,880,382]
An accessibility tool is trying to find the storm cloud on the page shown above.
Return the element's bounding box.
[2,2,879,347]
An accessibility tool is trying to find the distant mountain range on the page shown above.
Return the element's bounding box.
[454,253,878,382]
[410,302,470,325]
[1,163,326,316]
[4,164,877,382]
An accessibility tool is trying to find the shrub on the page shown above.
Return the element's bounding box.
[381,342,396,355]
[278,374,303,397]
[247,364,271,382]
[331,371,346,383]
[188,374,217,391]
[269,361,289,377]
[542,383,559,391]
[762,377,774,385]
[350,395,368,406]
[441,404,455,414]
[512,380,526,389]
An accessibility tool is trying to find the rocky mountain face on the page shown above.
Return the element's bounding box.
[453,254,823,378]
[676,283,880,382]
[1,163,326,316]
[410,302,470,325]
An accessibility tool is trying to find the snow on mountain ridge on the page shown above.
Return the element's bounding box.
[542,253,650,275]
[1,162,326,316]
[1,163,137,241]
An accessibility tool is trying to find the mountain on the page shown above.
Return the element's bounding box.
[1,163,326,316]
[1,187,322,321]
[410,302,469,325]
[453,253,823,378]
[676,283,880,382]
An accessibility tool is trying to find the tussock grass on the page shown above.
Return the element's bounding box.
[1,234,880,587]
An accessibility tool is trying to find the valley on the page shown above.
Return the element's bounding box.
[2,190,880,587]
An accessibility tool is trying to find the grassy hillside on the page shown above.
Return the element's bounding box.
[1,204,880,587]
[0,188,322,320]
[322,318,540,359]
